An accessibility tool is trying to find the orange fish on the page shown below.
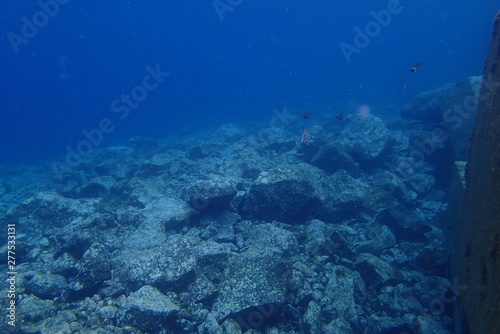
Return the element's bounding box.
[301,128,311,144]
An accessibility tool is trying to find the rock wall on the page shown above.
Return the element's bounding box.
[458,10,500,334]
[400,76,481,161]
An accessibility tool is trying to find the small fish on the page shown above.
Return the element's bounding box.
[335,113,345,120]
[301,111,313,119]
[410,62,421,73]
[301,128,311,144]
[402,81,407,90]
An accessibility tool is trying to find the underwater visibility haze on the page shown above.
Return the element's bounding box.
[1,0,497,163]
[0,1,500,333]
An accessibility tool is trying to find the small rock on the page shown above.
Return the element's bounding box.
[24,271,68,299]
[118,285,180,332]
[355,253,402,288]
[78,243,112,289]
[302,301,322,334]
[98,305,119,320]
[18,295,54,322]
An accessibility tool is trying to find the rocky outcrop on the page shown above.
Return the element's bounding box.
[114,235,197,289]
[355,253,402,288]
[317,170,371,222]
[211,251,290,321]
[337,114,392,163]
[0,111,460,333]
[116,285,180,332]
[184,176,238,211]
[310,143,359,176]
[8,191,99,230]
[401,76,482,160]
[77,243,112,290]
[241,166,322,223]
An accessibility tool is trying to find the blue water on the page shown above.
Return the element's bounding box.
[1,0,498,164]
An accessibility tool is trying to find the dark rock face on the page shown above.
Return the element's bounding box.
[24,271,69,299]
[413,275,450,307]
[241,167,322,223]
[55,213,116,259]
[401,76,481,123]
[374,206,431,242]
[415,246,449,274]
[401,83,454,122]
[355,253,402,288]
[78,243,112,289]
[310,143,359,176]
[457,10,500,334]
[401,76,482,160]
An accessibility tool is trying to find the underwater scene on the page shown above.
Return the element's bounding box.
[1,1,500,334]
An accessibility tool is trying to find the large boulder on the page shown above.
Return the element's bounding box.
[378,284,422,317]
[123,197,192,250]
[310,143,359,176]
[184,176,238,211]
[413,275,451,307]
[401,76,481,123]
[55,213,118,259]
[317,170,370,222]
[24,271,69,299]
[337,114,392,163]
[401,83,454,122]
[374,205,431,242]
[211,251,290,321]
[323,266,358,321]
[401,76,482,160]
[241,167,322,223]
[330,223,396,256]
[114,234,197,289]
[117,285,180,332]
[76,243,112,289]
[236,222,298,256]
[18,295,55,323]
[355,253,402,288]
[2,191,99,234]
[363,315,414,334]
[302,301,322,334]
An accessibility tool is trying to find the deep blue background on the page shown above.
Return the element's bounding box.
[1,0,498,164]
